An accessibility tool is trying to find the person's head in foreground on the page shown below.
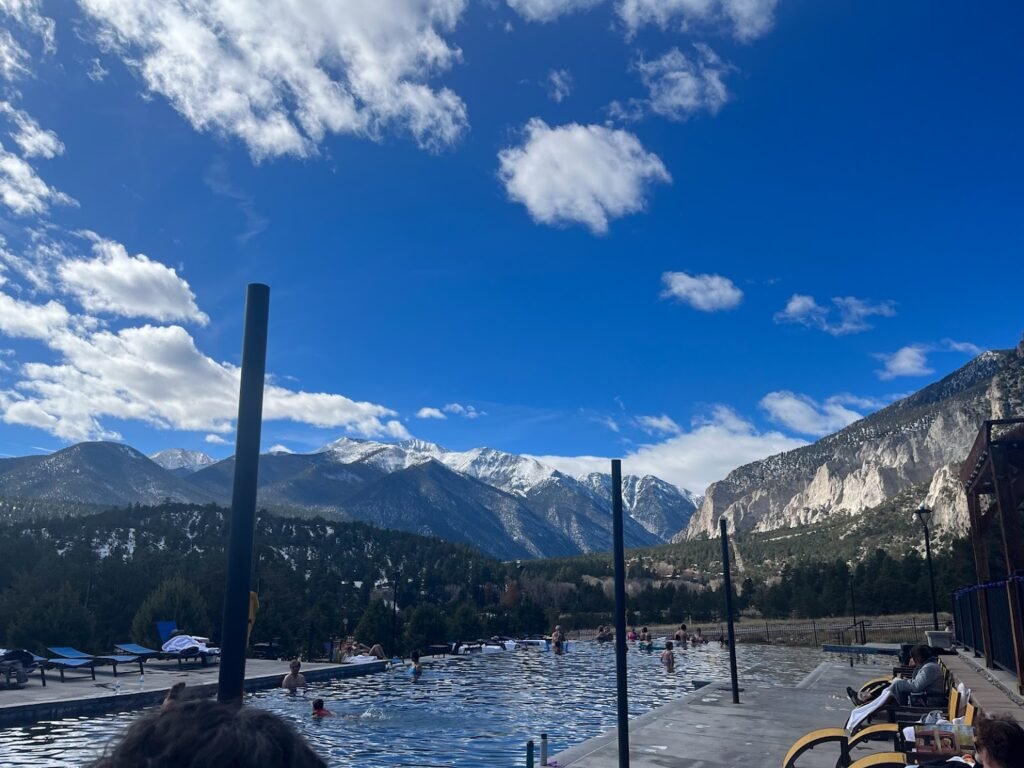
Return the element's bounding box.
[975,714,1024,768]
[90,699,326,767]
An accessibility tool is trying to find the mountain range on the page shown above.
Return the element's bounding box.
[1,339,1020,563]
[0,437,698,560]
[683,339,1024,541]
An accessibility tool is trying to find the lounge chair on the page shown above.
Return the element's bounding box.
[47,646,143,677]
[1,649,46,688]
[115,642,201,667]
[39,652,95,682]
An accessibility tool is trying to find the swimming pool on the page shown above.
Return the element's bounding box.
[0,642,825,766]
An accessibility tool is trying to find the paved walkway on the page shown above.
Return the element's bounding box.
[0,658,385,727]
[551,650,1024,768]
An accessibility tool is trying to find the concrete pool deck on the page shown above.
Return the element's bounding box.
[550,652,1024,767]
[0,657,386,727]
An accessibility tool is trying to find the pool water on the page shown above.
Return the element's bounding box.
[0,643,825,766]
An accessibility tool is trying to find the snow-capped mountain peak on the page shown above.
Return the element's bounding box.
[149,448,216,474]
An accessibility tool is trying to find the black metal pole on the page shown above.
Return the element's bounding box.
[850,576,858,643]
[719,518,740,704]
[923,524,939,630]
[217,283,270,704]
[611,460,629,768]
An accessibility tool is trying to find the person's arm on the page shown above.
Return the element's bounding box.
[909,662,942,694]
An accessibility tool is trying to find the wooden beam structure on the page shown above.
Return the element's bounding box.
[960,418,1024,694]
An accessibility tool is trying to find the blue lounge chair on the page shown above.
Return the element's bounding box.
[115,642,197,667]
[38,651,94,682]
[47,647,143,677]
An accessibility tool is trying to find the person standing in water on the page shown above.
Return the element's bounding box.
[281,660,307,692]
[551,625,566,655]
[661,641,675,672]
[410,651,423,680]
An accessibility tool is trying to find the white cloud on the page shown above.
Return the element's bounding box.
[618,0,779,41]
[0,0,56,51]
[58,237,209,325]
[636,413,681,435]
[268,443,294,453]
[660,270,742,311]
[943,339,983,355]
[635,45,730,121]
[0,101,65,158]
[0,141,77,215]
[443,402,484,419]
[775,293,896,335]
[759,391,862,436]
[205,433,230,445]
[498,118,670,234]
[0,291,71,340]
[531,405,805,493]
[0,29,30,80]
[546,68,573,102]
[87,58,109,81]
[874,345,933,380]
[416,406,447,419]
[507,0,603,22]
[77,0,470,159]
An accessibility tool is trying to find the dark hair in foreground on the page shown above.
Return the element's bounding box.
[90,699,326,768]
[975,714,1024,766]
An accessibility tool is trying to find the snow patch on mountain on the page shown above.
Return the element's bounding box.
[150,448,216,474]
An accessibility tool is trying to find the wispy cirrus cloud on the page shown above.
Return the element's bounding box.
[775,293,896,335]
[611,44,731,122]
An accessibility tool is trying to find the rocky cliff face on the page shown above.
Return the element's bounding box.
[683,347,1024,539]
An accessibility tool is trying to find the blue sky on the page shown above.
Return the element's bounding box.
[0,0,1021,493]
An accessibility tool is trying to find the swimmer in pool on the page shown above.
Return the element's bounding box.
[311,699,333,718]
[410,651,423,680]
[661,641,675,672]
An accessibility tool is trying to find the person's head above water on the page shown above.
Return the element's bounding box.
[411,651,420,663]
[289,659,301,673]
[90,699,326,767]
[312,699,325,710]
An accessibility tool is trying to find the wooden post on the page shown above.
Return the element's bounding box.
[968,492,995,669]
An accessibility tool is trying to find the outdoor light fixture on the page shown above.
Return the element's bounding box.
[915,507,939,631]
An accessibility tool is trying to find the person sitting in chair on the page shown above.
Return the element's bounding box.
[847,645,943,706]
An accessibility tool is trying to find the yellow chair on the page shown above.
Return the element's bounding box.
[847,753,906,768]
[781,727,851,768]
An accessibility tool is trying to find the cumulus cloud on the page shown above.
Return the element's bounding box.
[416,406,447,419]
[58,237,209,325]
[775,293,896,335]
[530,405,805,493]
[0,141,77,215]
[759,391,863,436]
[77,0,470,159]
[871,339,982,382]
[498,118,670,234]
[874,345,933,380]
[205,433,230,445]
[618,0,779,41]
[507,0,603,22]
[547,68,573,102]
[443,402,484,419]
[660,270,742,311]
[0,101,65,158]
[268,443,294,453]
[629,45,730,121]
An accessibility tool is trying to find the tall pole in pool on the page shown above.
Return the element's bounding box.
[720,518,740,704]
[611,459,630,768]
[218,284,270,704]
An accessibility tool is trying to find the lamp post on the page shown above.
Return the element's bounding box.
[915,507,939,631]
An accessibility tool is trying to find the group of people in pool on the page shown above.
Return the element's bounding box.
[282,654,425,717]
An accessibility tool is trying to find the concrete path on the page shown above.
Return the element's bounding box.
[0,658,385,727]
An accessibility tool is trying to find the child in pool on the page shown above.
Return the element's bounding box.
[311,699,333,718]
[661,641,675,672]
[410,651,423,680]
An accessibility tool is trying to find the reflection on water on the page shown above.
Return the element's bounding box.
[0,643,825,767]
